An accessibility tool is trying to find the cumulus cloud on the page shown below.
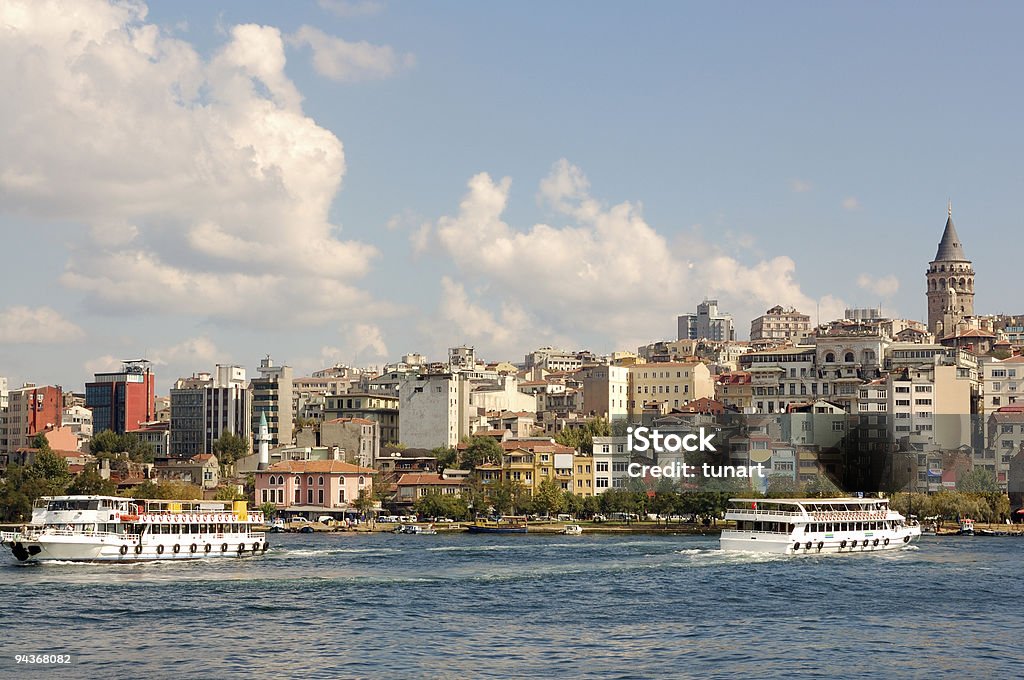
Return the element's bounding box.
[85,335,225,387]
[857,273,900,298]
[426,159,845,353]
[318,323,390,370]
[789,179,812,193]
[0,0,384,327]
[0,306,85,344]
[842,197,861,211]
[287,25,414,82]
[317,0,384,17]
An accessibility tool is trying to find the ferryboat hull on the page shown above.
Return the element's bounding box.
[720,527,921,555]
[7,533,268,563]
[466,525,527,534]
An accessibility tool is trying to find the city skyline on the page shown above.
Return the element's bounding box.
[3,1,1024,392]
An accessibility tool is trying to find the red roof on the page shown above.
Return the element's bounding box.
[264,460,375,474]
[323,417,376,425]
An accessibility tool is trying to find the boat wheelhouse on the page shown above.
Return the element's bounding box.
[720,497,920,555]
[2,495,267,563]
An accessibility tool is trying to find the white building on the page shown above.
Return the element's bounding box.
[580,365,629,422]
[750,305,811,343]
[592,436,633,492]
[398,373,468,449]
[524,347,583,373]
[983,355,1024,411]
[62,405,93,437]
[169,365,252,457]
[677,299,735,342]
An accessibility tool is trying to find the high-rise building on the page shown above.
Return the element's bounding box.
[251,356,293,448]
[169,365,251,458]
[677,299,735,342]
[85,360,155,435]
[926,204,975,336]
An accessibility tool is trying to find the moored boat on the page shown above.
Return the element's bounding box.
[562,524,583,535]
[721,497,920,555]
[4,495,267,563]
[466,516,528,534]
[957,518,975,535]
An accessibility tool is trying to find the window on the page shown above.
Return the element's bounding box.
[844,352,854,363]
[318,476,324,486]
[825,352,835,363]
[596,478,609,488]
[318,490,324,505]
[307,489,313,504]
[596,462,609,472]
[295,489,301,503]
[339,488,346,502]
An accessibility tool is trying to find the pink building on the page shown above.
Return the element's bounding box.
[255,460,374,517]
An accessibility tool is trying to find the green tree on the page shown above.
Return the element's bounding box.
[487,479,525,515]
[130,480,203,500]
[562,491,584,518]
[67,463,118,496]
[555,417,611,454]
[258,501,278,520]
[213,486,246,501]
[956,468,1000,494]
[414,491,469,520]
[87,430,155,463]
[532,477,566,517]
[766,474,801,497]
[354,488,376,517]
[212,432,251,467]
[459,436,503,469]
[432,446,458,470]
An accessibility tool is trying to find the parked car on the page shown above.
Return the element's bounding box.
[291,517,311,524]
[316,516,335,525]
[592,514,607,522]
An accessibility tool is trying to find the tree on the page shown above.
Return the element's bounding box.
[432,446,458,471]
[956,468,1000,494]
[487,479,525,515]
[87,430,155,463]
[258,501,278,519]
[555,417,611,454]
[67,463,118,496]
[414,491,469,521]
[766,474,800,497]
[533,477,566,517]
[354,488,376,518]
[213,486,245,501]
[459,436,503,469]
[562,491,585,518]
[212,432,251,467]
[130,481,202,500]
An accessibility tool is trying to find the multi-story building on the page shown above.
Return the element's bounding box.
[323,392,399,445]
[524,347,583,373]
[399,373,468,449]
[127,421,171,457]
[85,360,155,435]
[715,371,753,412]
[62,405,93,438]
[251,356,293,448]
[677,299,735,342]
[2,384,62,455]
[983,355,1024,411]
[395,472,464,507]
[254,460,375,518]
[986,407,1024,489]
[320,417,380,468]
[750,305,811,343]
[627,361,714,416]
[580,365,629,422]
[169,365,252,458]
[0,376,8,410]
[592,436,642,493]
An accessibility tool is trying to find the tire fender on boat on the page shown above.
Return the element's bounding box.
[190,543,197,554]
[173,544,181,554]
[793,542,801,551]
[237,543,245,553]
[873,538,879,547]
[204,544,211,554]
[221,543,228,553]
[840,540,847,548]
[157,545,164,555]
[119,544,128,556]
[883,538,890,546]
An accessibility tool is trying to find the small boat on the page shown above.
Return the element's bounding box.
[298,525,314,534]
[466,516,528,534]
[976,528,1008,537]
[394,524,437,535]
[957,518,975,536]
[562,524,583,535]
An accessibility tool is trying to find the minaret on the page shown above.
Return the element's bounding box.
[257,411,270,470]
[926,203,974,336]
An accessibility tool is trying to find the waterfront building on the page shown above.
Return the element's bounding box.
[254,459,374,517]
[395,472,464,507]
[592,436,632,493]
[677,299,735,342]
[985,407,1024,490]
[153,453,220,490]
[85,360,155,435]
[319,417,380,468]
[926,205,975,336]
[750,305,811,343]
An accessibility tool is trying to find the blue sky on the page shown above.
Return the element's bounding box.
[1,0,1022,392]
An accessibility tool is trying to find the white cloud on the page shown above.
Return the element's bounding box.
[857,273,900,298]
[83,355,123,375]
[317,322,390,369]
[0,1,384,327]
[0,306,85,344]
[317,0,385,17]
[287,25,413,83]
[842,197,861,211]
[789,179,812,193]
[426,159,845,353]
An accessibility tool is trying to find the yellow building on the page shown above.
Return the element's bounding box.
[628,361,714,416]
[715,371,753,411]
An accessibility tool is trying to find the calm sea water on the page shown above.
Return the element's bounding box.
[0,532,1019,679]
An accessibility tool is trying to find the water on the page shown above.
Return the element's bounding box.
[0,533,1019,678]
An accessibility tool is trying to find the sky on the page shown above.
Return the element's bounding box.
[1,0,1023,394]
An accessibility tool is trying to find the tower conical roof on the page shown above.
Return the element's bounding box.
[260,411,267,428]
[934,211,967,261]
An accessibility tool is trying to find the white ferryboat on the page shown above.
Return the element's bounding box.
[1,495,267,563]
[721,497,920,555]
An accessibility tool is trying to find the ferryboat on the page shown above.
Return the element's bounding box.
[2,495,267,563]
[466,516,528,534]
[721,497,920,555]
